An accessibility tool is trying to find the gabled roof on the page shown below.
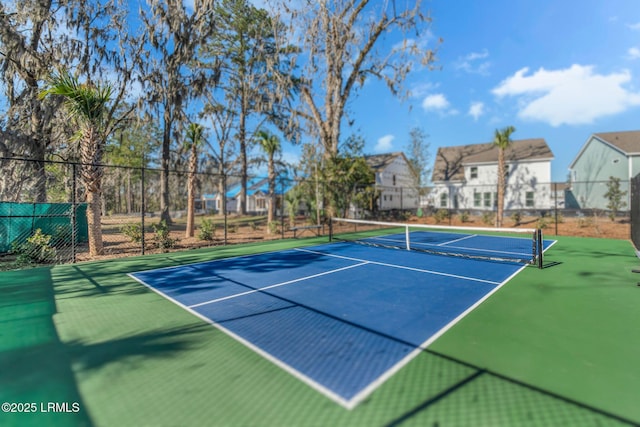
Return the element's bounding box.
[593,131,640,155]
[569,130,640,169]
[364,152,419,179]
[432,138,553,182]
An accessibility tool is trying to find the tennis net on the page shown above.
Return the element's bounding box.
[329,218,544,268]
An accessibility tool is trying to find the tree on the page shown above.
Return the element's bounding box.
[0,0,140,202]
[256,130,281,231]
[40,71,113,256]
[280,0,439,157]
[406,126,431,202]
[604,176,627,221]
[493,126,516,228]
[184,123,205,237]
[201,0,297,215]
[139,0,217,224]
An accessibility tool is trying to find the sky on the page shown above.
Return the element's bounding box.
[275,0,640,182]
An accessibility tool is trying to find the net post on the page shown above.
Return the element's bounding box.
[537,228,544,269]
[405,225,410,251]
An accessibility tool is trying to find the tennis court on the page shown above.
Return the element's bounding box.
[2,220,640,427]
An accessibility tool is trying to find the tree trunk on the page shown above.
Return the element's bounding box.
[160,105,172,224]
[185,145,197,238]
[267,153,275,232]
[86,189,104,256]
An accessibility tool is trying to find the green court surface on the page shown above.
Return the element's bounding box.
[1,235,639,427]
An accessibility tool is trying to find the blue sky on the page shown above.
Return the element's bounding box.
[276,0,640,182]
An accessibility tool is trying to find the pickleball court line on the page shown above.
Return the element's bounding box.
[188,261,370,308]
[293,247,502,285]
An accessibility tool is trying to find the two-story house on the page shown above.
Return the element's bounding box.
[364,152,420,212]
[567,130,640,210]
[430,138,554,212]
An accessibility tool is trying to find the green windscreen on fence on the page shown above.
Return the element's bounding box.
[0,202,88,253]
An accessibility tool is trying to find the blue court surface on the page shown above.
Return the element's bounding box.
[129,236,554,409]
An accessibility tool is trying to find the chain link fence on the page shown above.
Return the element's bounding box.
[0,156,633,270]
[0,157,315,271]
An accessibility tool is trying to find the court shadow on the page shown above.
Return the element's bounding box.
[0,267,95,427]
[66,324,208,372]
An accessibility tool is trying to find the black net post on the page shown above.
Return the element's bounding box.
[537,228,544,269]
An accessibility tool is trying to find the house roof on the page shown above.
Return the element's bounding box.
[432,138,553,182]
[593,131,640,155]
[364,152,419,179]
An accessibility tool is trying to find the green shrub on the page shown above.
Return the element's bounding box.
[268,221,279,234]
[228,224,237,233]
[11,229,57,266]
[121,223,143,243]
[152,220,178,250]
[510,212,522,226]
[198,219,216,241]
[459,211,470,223]
[481,212,494,225]
[249,221,258,231]
[434,209,449,224]
[536,216,548,229]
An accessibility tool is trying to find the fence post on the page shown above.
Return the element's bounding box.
[72,163,77,263]
[223,175,228,246]
[141,167,145,255]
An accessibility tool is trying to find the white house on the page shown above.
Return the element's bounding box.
[430,138,554,211]
[364,152,420,211]
[567,130,640,210]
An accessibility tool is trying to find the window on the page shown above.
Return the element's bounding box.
[392,175,397,186]
[474,192,481,207]
[526,191,535,207]
[504,164,510,177]
[470,167,478,179]
[389,195,393,201]
[483,192,491,208]
[440,192,448,208]
[494,192,498,207]
[256,199,266,210]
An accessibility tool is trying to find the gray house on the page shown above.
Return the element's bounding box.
[568,131,640,210]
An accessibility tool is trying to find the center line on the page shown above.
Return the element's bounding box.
[188,261,370,308]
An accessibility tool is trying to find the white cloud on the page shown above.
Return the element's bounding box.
[375,134,395,153]
[455,49,491,75]
[421,93,458,116]
[628,47,640,59]
[628,22,640,30]
[422,93,450,111]
[468,102,485,121]
[492,65,640,126]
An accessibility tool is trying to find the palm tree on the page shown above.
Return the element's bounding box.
[185,123,204,238]
[493,126,516,228]
[256,130,281,232]
[40,71,113,256]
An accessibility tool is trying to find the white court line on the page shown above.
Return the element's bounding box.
[188,261,370,308]
[127,271,356,408]
[436,234,476,246]
[344,262,529,409]
[293,248,501,285]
